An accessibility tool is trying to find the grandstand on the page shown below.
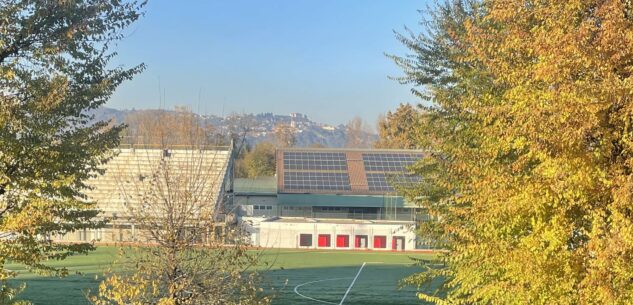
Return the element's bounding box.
[238,147,427,251]
[57,145,233,243]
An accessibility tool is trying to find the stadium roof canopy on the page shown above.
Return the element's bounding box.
[276,147,423,196]
[85,147,232,220]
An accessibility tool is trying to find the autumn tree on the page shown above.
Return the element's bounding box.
[233,142,251,178]
[394,1,633,304]
[273,123,296,148]
[0,0,144,299]
[238,142,276,178]
[345,116,372,148]
[224,113,256,152]
[375,103,423,149]
[91,119,270,305]
[122,107,215,146]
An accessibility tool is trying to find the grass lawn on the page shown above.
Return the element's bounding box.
[7,247,437,305]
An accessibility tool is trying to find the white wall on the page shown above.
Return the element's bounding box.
[256,219,417,251]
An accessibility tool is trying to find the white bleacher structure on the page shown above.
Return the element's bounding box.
[57,146,234,243]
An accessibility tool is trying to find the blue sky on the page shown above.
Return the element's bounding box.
[108,0,430,126]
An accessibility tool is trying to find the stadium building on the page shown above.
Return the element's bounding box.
[237,147,426,251]
[56,145,234,243]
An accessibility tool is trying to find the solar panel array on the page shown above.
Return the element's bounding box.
[366,173,421,192]
[363,153,423,172]
[280,150,422,193]
[283,152,347,171]
[284,172,351,191]
[365,173,390,192]
[282,152,351,192]
[363,153,422,192]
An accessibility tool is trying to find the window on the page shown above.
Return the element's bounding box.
[373,235,387,249]
[336,235,349,248]
[299,234,312,247]
[79,229,87,241]
[254,205,260,210]
[266,205,273,210]
[318,234,331,247]
[93,229,103,240]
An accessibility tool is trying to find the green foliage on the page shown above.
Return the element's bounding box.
[394,0,633,304]
[375,103,424,149]
[0,0,144,296]
[233,143,251,178]
[236,142,276,178]
[0,281,30,305]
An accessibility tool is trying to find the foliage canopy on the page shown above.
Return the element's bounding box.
[375,103,424,149]
[0,0,145,292]
[394,0,633,304]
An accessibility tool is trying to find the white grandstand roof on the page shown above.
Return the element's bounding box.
[84,147,232,220]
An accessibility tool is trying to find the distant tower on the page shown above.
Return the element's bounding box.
[290,112,307,121]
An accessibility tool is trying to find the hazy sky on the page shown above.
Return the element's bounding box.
[108,1,430,126]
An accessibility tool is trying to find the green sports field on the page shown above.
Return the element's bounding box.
[7,247,437,305]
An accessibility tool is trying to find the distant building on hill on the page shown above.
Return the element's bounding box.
[289,112,307,120]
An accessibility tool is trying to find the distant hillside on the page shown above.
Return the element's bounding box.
[90,107,377,148]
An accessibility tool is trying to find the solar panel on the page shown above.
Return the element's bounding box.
[366,173,392,191]
[363,153,422,192]
[280,149,422,194]
[283,152,347,171]
[282,151,351,192]
[366,173,422,192]
[362,153,422,172]
[284,172,351,191]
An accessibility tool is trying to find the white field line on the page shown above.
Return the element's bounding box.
[339,262,366,305]
[294,277,351,305]
[365,261,415,265]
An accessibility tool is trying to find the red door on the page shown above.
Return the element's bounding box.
[336,235,349,248]
[318,234,330,247]
[373,236,386,248]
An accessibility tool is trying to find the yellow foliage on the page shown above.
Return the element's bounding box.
[395,0,633,304]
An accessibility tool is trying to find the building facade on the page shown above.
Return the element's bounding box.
[238,147,428,251]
